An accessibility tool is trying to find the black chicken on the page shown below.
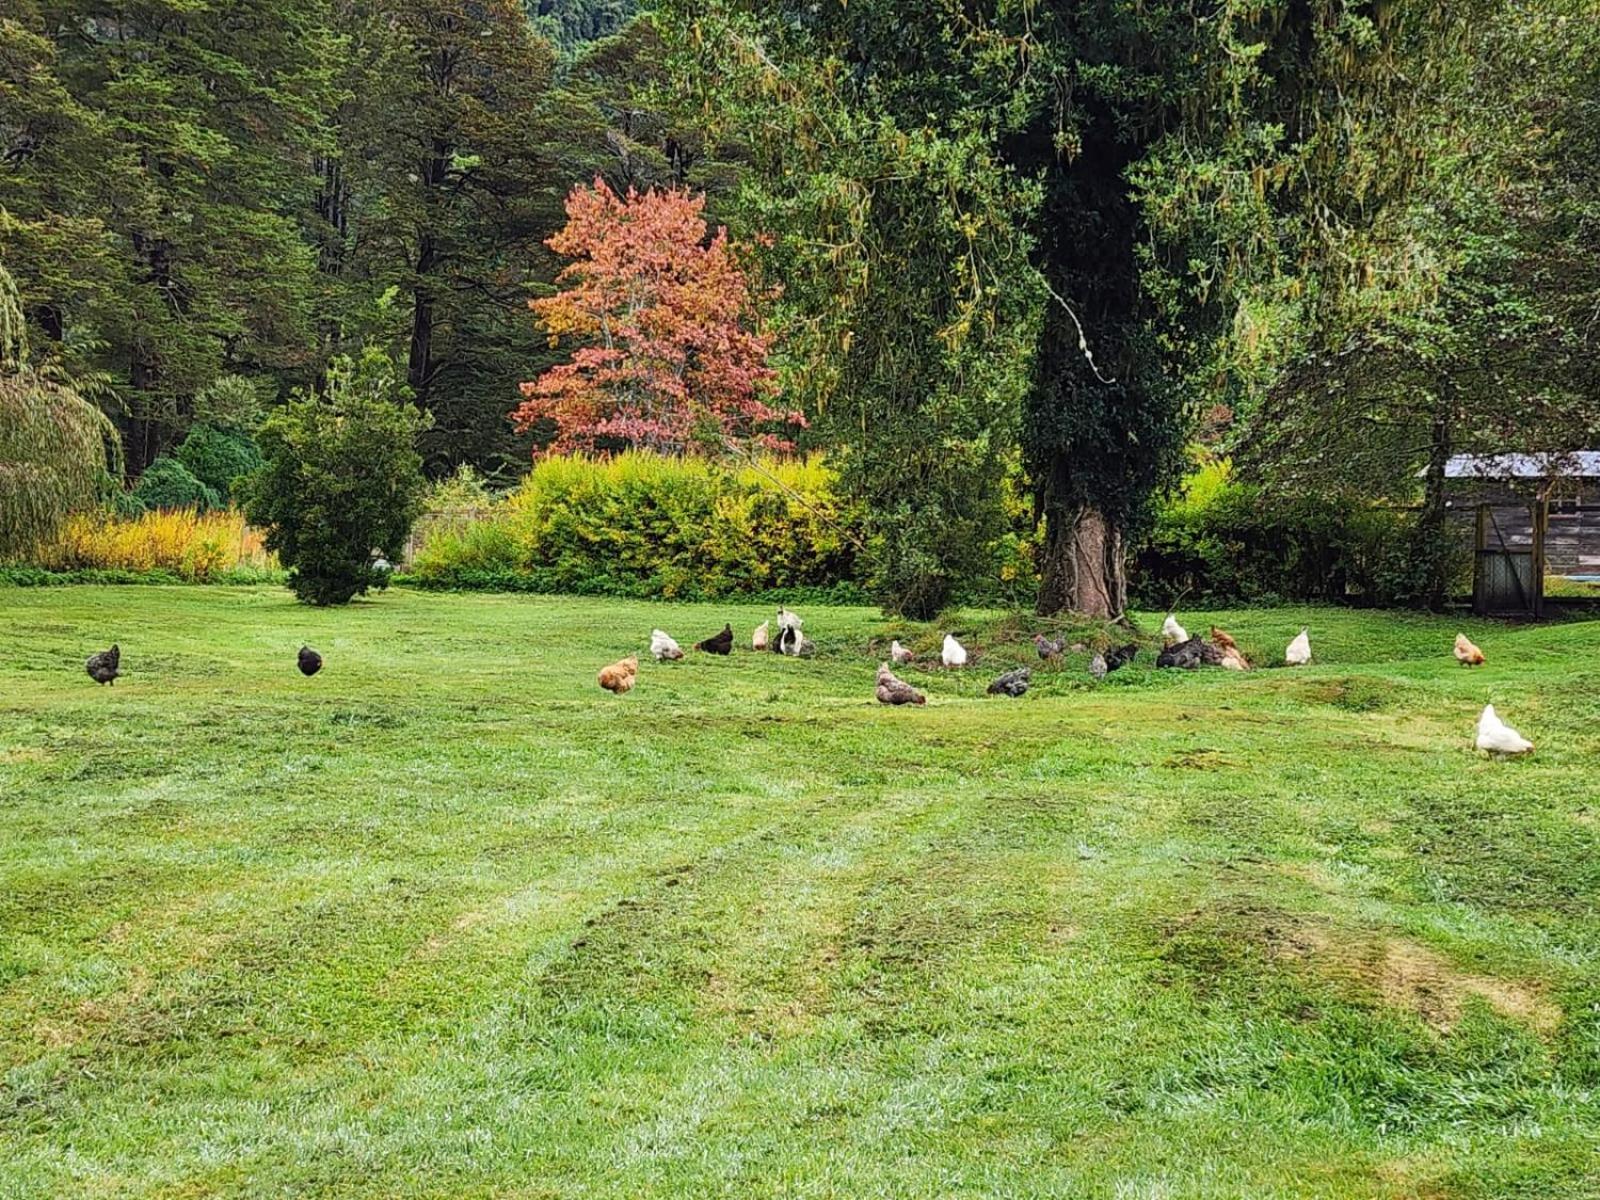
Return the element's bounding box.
[696,623,734,655]
[85,643,120,685]
[1033,634,1064,660]
[1157,635,1224,670]
[298,646,323,676]
[1105,642,1139,671]
[987,667,1031,697]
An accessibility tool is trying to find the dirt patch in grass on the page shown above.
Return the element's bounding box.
[1161,900,1560,1034]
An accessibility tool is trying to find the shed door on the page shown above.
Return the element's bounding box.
[1474,504,1543,618]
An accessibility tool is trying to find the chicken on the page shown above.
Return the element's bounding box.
[774,608,811,656]
[1209,627,1249,672]
[85,643,119,686]
[941,633,968,667]
[752,621,769,652]
[1285,628,1311,666]
[1157,635,1224,670]
[890,639,915,665]
[875,663,926,706]
[987,667,1030,697]
[1454,633,1485,666]
[1105,642,1139,671]
[1161,613,1188,646]
[598,655,638,694]
[1033,633,1064,660]
[696,624,734,655]
[1088,653,1108,681]
[651,629,684,661]
[297,645,323,676]
[1476,704,1532,755]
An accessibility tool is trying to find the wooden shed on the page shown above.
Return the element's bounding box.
[1441,451,1600,618]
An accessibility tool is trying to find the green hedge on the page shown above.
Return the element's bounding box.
[410,453,868,601]
[1131,460,1466,607]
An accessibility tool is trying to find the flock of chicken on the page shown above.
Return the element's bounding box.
[589,606,1535,757]
[80,606,1531,758]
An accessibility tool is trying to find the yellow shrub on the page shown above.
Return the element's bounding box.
[38,508,276,575]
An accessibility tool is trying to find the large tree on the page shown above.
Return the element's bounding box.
[670,0,1491,616]
[318,0,561,478]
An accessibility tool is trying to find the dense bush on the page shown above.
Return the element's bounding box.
[35,507,274,581]
[411,452,866,600]
[175,424,262,503]
[243,351,430,606]
[123,457,221,514]
[1131,460,1468,607]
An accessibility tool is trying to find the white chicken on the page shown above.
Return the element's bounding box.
[1476,704,1533,755]
[1161,613,1188,646]
[890,639,914,665]
[752,621,769,651]
[941,633,968,668]
[650,629,684,661]
[1285,628,1311,666]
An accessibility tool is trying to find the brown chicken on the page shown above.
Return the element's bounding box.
[1209,626,1250,671]
[1454,633,1485,666]
[875,663,925,706]
[598,655,639,694]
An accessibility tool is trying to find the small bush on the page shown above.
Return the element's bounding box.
[243,351,430,606]
[175,424,262,503]
[124,457,221,514]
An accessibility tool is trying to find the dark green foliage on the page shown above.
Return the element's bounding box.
[1132,466,1468,609]
[528,0,638,55]
[123,458,220,516]
[243,352,430,606]
[174,425,262,505]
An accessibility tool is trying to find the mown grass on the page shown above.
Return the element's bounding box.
[1,586,1597,1199]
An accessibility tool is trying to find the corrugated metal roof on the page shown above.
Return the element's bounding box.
[1441,452,1600,479]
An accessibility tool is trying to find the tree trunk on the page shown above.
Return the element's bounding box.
[1412,390,1455,610]
[1037,502,1126,618]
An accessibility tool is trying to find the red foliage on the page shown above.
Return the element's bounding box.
[513,179,802,455]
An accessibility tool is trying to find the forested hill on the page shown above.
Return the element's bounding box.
[1,0,665,484]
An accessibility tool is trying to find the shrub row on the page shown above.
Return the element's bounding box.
[34,507,277,582]
[410,453,867,601]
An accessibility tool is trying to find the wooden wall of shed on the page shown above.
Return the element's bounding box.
[1446,502,1600,574]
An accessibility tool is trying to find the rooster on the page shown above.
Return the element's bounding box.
[85,644,119,686]
[875,663,926,706]
[651,630,684,661]
[1476,704,1532,755]
[890,639,914,665]
[1285,628,1312,666]
[696,624,734,655]
[1454,633,1485,666]
[598,656,638,694]
[1161,613,1189,647]
[1033,634,1064,660]
[941,634,968,667]
[297,646,323,676]
[987,667,1030,697]
[1209,627,1249,672]
[752,621,770,652]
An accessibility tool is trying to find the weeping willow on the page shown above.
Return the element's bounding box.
[0,266,120,562]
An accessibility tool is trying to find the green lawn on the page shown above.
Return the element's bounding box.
[1,586,1597,1199]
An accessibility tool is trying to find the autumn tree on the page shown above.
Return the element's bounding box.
[513,179,798,456]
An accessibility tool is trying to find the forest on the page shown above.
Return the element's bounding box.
[3,0,1599,616]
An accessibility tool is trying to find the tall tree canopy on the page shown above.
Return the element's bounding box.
[669,0,1499,615]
